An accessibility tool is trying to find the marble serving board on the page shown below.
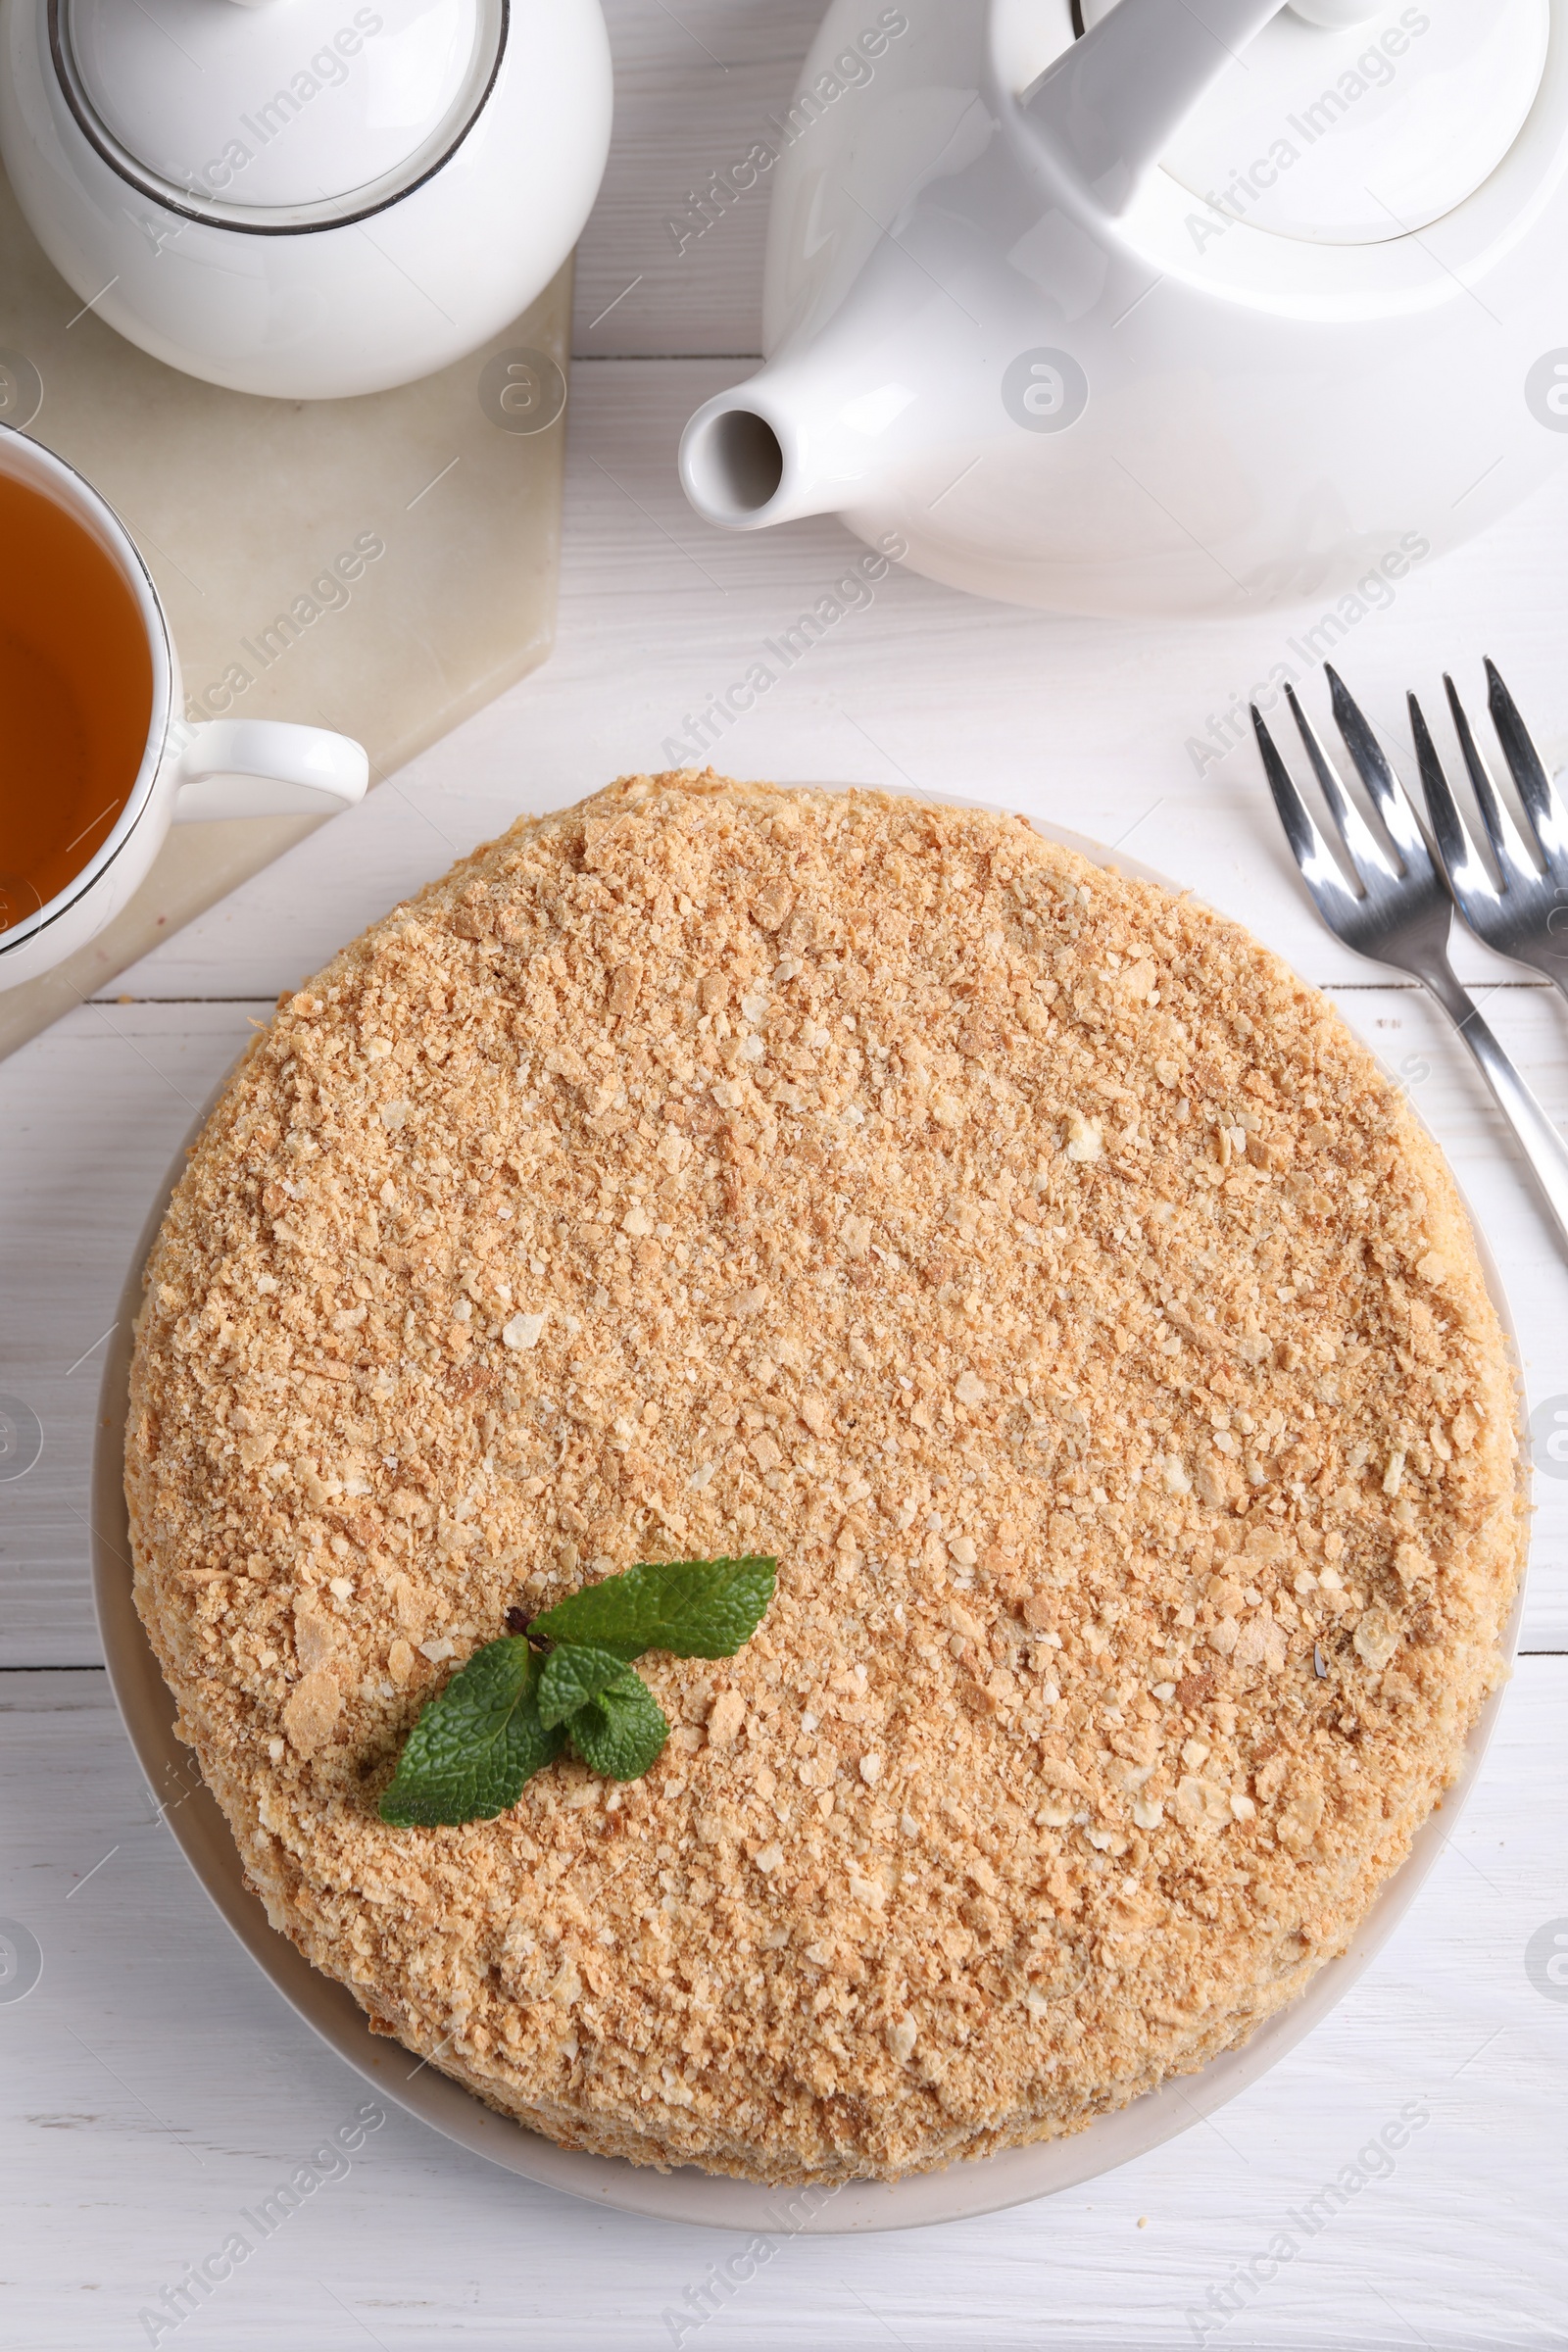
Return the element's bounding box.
[0,163,570,1061]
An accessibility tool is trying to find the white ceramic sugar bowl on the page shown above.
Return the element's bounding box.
[0,0,612,399]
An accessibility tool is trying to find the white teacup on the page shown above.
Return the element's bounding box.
[0,425,368,993]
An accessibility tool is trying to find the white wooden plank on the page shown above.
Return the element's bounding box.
[573,0,823,360]
[0,1659,1561,2346]
[100,358,1568,1008]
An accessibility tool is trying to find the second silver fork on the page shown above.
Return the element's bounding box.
[1252,668,1568,1257]
[1408,658,1568,1002]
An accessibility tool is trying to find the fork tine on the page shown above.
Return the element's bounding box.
[1443,673,1538,889]
[1283,682,1399,891]
[1251,704,1363,932]
[1324,664,1429,867]
[1485,658,1568,876]
[1409,691,1501,916]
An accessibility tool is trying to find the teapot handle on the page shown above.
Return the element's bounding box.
[1016,0,1289,215]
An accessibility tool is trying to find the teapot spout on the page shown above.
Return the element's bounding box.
[680,368,859,533]
[680,394,792,531]
[682,211,985,533]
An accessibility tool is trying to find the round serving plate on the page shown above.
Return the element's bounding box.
[91,795,1530,2233]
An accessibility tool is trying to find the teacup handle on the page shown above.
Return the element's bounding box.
[172,719,369,823]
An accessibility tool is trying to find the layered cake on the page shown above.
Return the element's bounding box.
[125,776,1522,2180]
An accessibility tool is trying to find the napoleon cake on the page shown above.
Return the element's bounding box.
[125,774,1523,2181]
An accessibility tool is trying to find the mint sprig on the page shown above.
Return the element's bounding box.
[379,1637,563,1828]
[530,1554,779,1658]
[565,1668,670,1782]
[378,1554,776,1828]
[536,1641,644,1728]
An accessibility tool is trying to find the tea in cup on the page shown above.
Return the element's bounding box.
[0,425,367,991]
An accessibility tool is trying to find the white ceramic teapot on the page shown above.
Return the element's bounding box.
[0,0,612,399]
[679,0,1567,616]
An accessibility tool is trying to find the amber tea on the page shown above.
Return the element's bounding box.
[0,468,154,934]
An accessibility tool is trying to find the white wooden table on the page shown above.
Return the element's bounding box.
[3,6,1567,2343]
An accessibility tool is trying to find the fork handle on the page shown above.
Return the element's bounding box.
[1418,959,1568,1254]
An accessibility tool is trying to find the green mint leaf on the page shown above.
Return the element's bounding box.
[565,1668,669,1782]
[379,1637,564,1827]
[530,1554,777,1660]
[536,1641,642,1730]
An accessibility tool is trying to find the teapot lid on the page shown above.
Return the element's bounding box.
[56,0,504,223]
[1081,0,1548,246]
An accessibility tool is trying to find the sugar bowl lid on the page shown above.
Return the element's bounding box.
[53,0,507,228]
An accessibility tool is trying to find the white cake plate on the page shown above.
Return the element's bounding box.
[90,801,1529,2232]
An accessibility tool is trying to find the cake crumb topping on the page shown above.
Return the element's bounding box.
[125,775,1522,2181]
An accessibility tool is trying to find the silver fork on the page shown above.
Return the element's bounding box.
[1408,659,1568,1002]
[1251,666,1568,1257]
